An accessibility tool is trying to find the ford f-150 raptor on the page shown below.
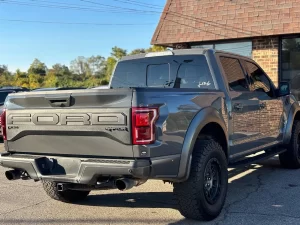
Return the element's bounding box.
[0,49,299,221]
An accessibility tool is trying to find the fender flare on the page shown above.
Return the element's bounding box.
[283,101,300,144]
[177,107,228,181]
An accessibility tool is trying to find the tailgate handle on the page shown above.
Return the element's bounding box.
[47,97,71,107]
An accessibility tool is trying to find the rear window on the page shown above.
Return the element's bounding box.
[177,61,214,89]
[147,64,170,87]
[111,55,215,89]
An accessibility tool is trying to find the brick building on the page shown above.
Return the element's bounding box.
[151,0,300,96]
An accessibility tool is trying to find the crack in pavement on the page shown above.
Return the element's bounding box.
[216,172,263,225]
[0,199,50,217]
[228,211,300,220]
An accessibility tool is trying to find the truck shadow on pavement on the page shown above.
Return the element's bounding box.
[80,191,177,209]
[75,156,300,225]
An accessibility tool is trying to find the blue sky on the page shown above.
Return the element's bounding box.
[0,0,164,72]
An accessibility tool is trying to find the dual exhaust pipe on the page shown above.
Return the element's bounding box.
[5,170,29,181]
[5,170,142,192]
[5,170,22,181]
[55,178,142,192]
[115,178,145,191]
[56,178,142,192]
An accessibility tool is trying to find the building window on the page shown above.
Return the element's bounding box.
[191,40,252,57]
[281,37,300,100]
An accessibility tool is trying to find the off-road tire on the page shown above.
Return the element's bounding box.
[173,139,228,221]
[42,181,90,203]
[279,120,300,169]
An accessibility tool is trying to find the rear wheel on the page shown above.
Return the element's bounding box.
[42,181,90,203]
[280,120,300,169]
[173,139,228,221]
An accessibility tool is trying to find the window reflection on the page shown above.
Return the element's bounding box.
[191,41,252,57]
[215,42,252,57]
[281,38,300,100]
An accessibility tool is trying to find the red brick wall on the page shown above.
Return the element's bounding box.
[252,36,279,86]
[152,0,300,46]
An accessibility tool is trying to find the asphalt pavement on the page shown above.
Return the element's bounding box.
[1,143,300,225]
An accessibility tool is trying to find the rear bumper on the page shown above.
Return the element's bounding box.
[0,153,181,184]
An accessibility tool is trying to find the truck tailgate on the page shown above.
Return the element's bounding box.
[4,89,133,157]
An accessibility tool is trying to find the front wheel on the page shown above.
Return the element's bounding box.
[42,181,90,203]
[279,120,300,169]
[173,139,228,221]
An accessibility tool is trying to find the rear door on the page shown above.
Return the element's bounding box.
[218,56,262,156]
[5,89,134,158]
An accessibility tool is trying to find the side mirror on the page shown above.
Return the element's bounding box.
[277,82,290,97]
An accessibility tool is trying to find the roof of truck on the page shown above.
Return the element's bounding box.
[121,48,209,61]
[32,87,86,92]
[121,48,253,62]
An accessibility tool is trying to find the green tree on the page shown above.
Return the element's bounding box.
[111,46,127,60]
[0,65,8,76]
[146,45,167,52]
[129,48,146,55]
[104,56,117,82]
[87,55,106,77]
[70,56,89,76]
[28,73,41,89]
[3,45,168,89]
[52,64,70,76]
[103,46,128,82]
[43,69,58,87]
[0,65,14,86]
[14,69,29,88]
[28,59,47,76]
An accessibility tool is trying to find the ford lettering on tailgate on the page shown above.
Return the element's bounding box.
[7,113,127,126]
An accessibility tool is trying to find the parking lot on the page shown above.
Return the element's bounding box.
[1,143,300,225]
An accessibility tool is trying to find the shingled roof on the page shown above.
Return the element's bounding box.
[151,0,300,47]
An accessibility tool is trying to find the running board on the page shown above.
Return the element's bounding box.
[229,148,286,167]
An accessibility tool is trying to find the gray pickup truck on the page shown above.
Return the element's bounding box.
[0,49,299,221]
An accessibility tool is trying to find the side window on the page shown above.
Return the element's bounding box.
[220,57,249,91]
[147,64,170,87]
[177,63,214,89]
[245,61,273,96]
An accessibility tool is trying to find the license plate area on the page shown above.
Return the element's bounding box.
[35,157,81,176]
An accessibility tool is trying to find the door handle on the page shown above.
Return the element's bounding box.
[234,103,243,111]
[46,96,71,107]
[49,99,69,107]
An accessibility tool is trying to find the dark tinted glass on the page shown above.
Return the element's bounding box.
[245,61,272,95]
[111,60,146,88]
[147,64,170,87]
[281,37,300,100]
[177,62,214,89]
[220,57,249,91]
[111,55,214,89]
[0,91,13,104]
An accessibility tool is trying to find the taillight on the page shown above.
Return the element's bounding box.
[1,109,6,140]
[132,107,158,145]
